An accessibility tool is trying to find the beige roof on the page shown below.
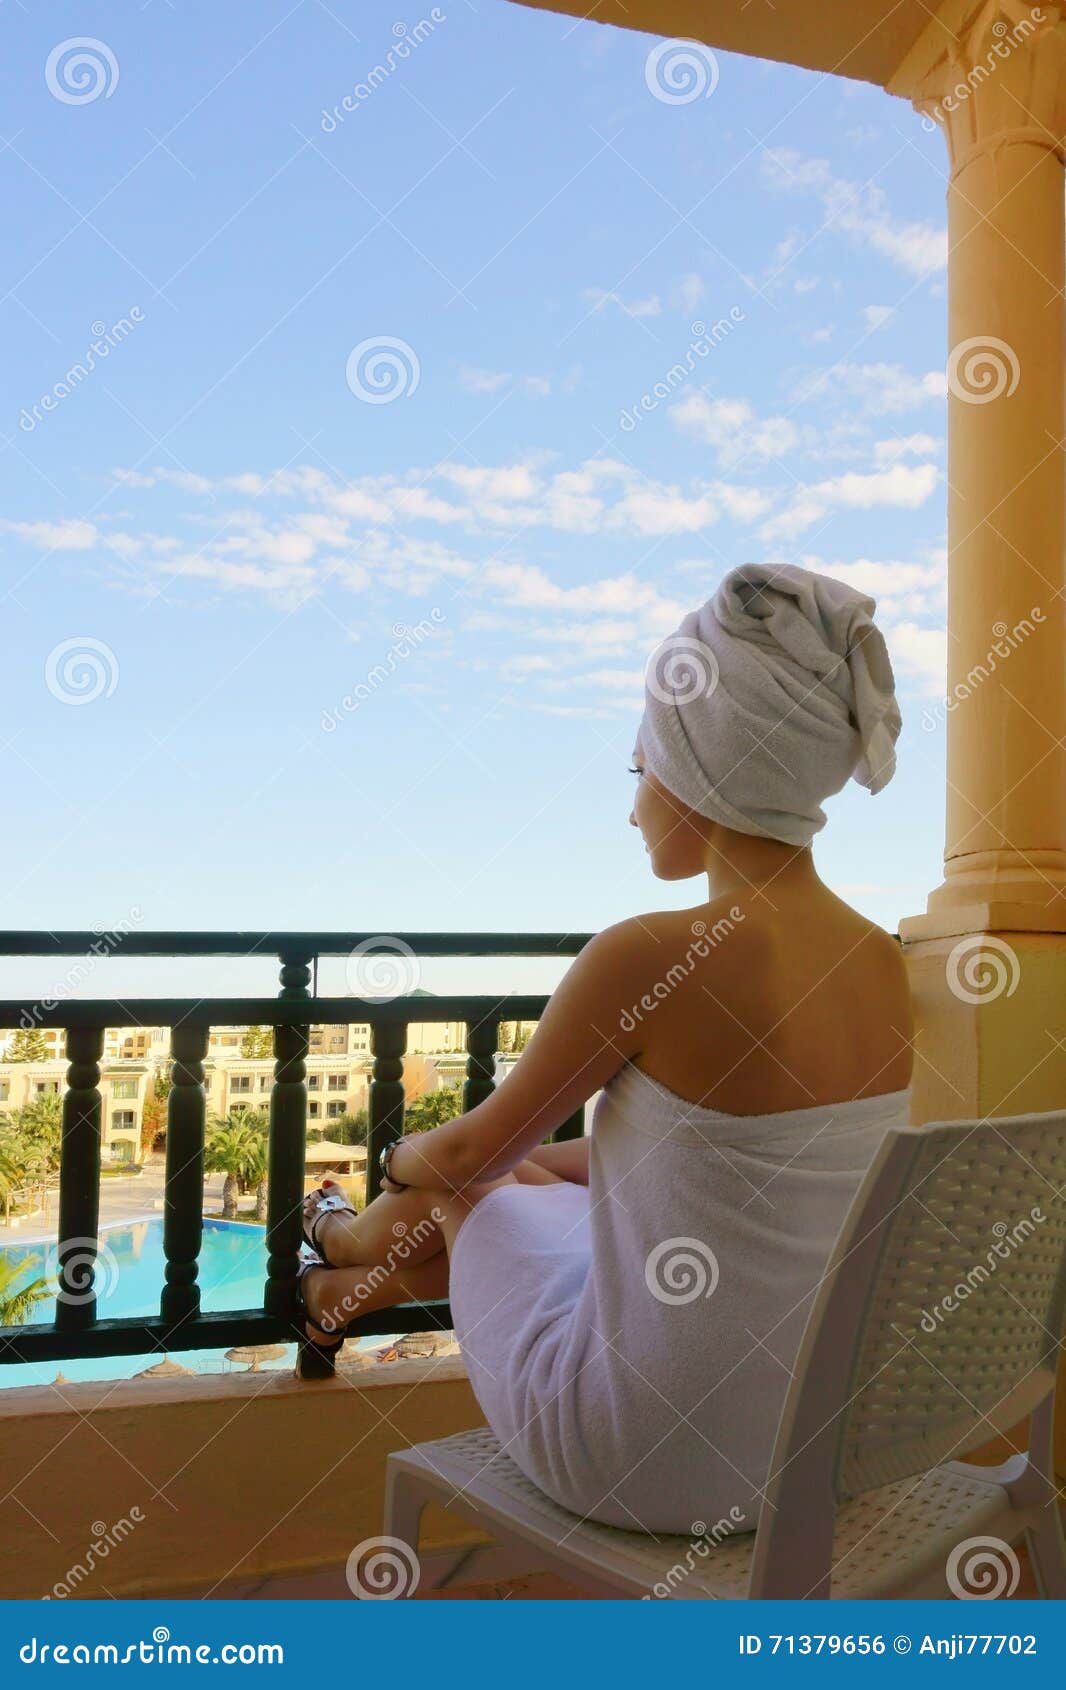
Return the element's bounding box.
[305,1138,367,1163]
[508,0,939,92]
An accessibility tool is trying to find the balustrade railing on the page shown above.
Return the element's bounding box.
[0,931,590,1377]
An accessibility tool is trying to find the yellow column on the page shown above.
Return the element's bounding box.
[895,1,1066,1121]
[903,5,1066,937]
[892,3,1066,1470]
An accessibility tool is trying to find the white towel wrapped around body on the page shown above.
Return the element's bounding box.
[639,563,902,846]
[449,1064,909,1532]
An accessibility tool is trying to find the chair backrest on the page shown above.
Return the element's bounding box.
[750,1109,1066,1596]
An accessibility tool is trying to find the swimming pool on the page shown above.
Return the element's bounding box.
[2,1217,296,1389]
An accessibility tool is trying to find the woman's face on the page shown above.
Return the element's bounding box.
[629,749,709,880]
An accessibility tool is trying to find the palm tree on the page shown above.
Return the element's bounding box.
[0,1255,49,1326]
[1,1093,62,1216]
[0,1144,24,1222]
[404,1084,463,1134]
[242,1133,270,1224]
[204,1117,259,1220]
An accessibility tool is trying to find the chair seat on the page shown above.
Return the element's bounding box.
[393,1427,1018,1599]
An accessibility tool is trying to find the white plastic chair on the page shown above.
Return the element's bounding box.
[384,1111,1066,1598]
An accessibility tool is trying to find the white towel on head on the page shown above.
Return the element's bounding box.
[638,563,902,847]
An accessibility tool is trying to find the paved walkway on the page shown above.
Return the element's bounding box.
[0,1158,230,1247]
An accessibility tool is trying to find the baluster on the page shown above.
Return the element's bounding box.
[463,1017,499,1114]
[366,1023,407,1203]
[264,952,310,1322]
[553,1106,586,1142]
[160,1025,208,1326]
[55,1026,103,1332]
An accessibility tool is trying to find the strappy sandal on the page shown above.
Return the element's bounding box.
[294,1245,346,1380]
[302,1179,357,1264]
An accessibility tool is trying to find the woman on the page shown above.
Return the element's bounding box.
[299,562,913,1534]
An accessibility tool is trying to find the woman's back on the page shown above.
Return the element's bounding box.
[626,884,913,1116]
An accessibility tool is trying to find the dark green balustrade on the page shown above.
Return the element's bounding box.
[0,932,590,1376]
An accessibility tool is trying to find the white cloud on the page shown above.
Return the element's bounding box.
[881,619,947,693]
[760,463,938,543]
[801,361,945,415]
[671,392,800,465]
[762,149,947,277]
[672,273,705,315]
[4,518,99,550]
[459,365,510,394]
[862,305,893,329]
[873,433,939,463]
[585,287,662,319]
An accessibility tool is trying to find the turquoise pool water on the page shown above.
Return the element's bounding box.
[1,1217,294,1389]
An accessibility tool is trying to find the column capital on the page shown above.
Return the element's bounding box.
[911,3,1066,171]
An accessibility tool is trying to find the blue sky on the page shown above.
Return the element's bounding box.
[1,2,950,996]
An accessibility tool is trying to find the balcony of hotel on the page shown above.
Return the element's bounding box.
[0,930,592,1601]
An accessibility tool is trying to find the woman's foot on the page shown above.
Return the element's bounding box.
[301,1178,356,1263]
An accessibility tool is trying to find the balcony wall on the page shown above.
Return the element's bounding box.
[0,1360,487,1600]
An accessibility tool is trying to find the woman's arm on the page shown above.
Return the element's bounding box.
[384,922,652,1192]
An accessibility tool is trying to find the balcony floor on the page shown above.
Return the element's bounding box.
[197,1545,1040,1602]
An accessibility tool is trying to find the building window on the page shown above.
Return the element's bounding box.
[307,1074,320,1091]
[109,1139,135,1163]
[35,1080,60,1096]
[230,1076,253,1094]
[258,1074,271,1090]
[308,1100,320,1119]
[327,1074,347,1092]
[0,1081,8,1102]
[112,1110,136,1132]
[326,1100,347,1119]
[111,1079,137,1100]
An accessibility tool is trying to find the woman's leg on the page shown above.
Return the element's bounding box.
[303,1167,550,1336]
[307,1155,566,1271]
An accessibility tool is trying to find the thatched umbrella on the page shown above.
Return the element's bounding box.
[224,1344,287,1372]
[137,1356,194,1379]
